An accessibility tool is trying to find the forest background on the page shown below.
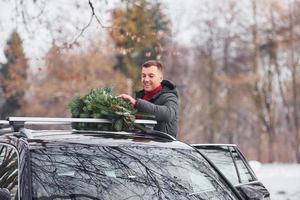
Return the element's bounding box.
[1,0,300,163]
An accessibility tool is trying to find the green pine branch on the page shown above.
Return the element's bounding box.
[68,87,136,131]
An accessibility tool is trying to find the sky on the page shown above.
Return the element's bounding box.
[0,0,198,66]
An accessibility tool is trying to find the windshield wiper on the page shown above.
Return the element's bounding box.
[38,194,101,200]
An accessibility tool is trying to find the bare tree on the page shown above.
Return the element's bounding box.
[287,0,300,163]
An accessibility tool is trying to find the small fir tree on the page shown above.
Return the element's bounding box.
[110,0,171,90]
[0,31,29,119]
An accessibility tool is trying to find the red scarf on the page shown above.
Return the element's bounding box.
[143,84,162,101]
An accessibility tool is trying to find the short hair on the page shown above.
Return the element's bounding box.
[142,60,163,71]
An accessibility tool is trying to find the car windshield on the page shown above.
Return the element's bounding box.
[30,143,237,200]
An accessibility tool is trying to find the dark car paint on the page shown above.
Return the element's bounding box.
[1,131,244,200]
[192,144,271,200]
[0,188,10,200]
[0,136,33,199]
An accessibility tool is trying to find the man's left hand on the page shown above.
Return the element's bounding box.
[118,94,137,105]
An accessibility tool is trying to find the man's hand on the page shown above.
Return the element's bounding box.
[118,94,137,105]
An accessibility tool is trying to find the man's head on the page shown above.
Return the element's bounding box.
[141,60,164,92]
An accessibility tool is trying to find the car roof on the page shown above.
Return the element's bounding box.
[1,117,191,150]
[1,129,191,150]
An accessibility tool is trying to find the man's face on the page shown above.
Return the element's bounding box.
[141,65,163,92]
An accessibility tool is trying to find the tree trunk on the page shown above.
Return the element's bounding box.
[288,0,300,163]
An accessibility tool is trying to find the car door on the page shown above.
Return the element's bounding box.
[0,142,19,199]
[192,144,270,200]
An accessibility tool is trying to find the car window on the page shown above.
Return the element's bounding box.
[229,147,254,183]
[196,146,256,186]
[30,144,238,200]
[197,146,240,185]
[0,143,19,199]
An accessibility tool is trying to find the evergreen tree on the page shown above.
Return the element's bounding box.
[0,31,29,119]
[110,0,171,90]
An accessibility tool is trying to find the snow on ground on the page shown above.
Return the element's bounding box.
[250,162,300,200]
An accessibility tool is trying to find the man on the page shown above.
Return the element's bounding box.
[119,60,179,138]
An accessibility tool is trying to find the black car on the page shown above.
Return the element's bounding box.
[0,117,243,200]
[192,144,270,200]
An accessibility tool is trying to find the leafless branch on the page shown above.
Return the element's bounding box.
[70,0,111,47]
[89,0,111,29]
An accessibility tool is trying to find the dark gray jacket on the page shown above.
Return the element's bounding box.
[135,80,179,138]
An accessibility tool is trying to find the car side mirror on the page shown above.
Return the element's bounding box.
[236,184,270,200]
[0,188,11,200]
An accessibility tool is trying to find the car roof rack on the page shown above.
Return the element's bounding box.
[0,120,11,135]
[0,120,9,126]
[7,117,156,130]
[0,117,175,141]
